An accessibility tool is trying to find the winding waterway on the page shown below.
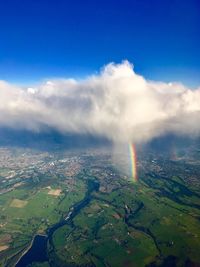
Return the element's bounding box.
[15,179,99,267]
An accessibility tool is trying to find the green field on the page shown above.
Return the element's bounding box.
[0,177,87,267]
[50,175,200,267]
[0,148,200,267]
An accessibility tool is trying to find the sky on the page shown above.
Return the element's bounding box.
[0,0,200,86]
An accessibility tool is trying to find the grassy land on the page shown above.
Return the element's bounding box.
[0,177,87,266]
[1,154,200,267]
[51,174,200,267]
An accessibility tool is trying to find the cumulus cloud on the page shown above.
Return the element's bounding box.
[0,60,200,143]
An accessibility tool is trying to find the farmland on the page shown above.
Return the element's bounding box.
[0,145,200,266]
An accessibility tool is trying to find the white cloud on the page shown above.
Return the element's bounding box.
[0,60,200,143]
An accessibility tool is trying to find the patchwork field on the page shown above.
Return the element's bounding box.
[0,176,87,267]
[0,147,200,267]
[48,189,62,196]
[10,199,28,208]
[0,246,9,252]
[50,176,200,267]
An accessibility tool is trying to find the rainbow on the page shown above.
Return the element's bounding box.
[128,143,138,182]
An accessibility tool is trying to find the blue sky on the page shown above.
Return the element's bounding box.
[0,0,199,86]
